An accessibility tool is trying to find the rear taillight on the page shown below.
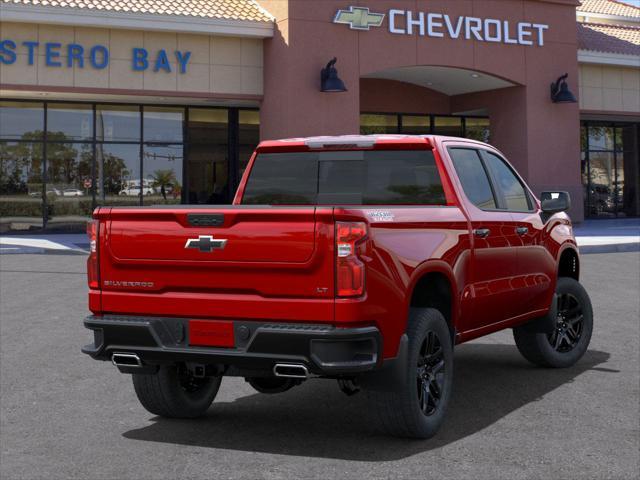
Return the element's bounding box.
[87,219,99,289]
[336,222,367,298]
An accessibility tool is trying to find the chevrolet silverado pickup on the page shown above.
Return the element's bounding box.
[82,135,593,439]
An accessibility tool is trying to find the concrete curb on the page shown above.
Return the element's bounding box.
[578,243,640,255]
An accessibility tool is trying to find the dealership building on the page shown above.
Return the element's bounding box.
[0,0,638,231]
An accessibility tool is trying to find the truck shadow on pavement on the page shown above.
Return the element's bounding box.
[123,344,611,461]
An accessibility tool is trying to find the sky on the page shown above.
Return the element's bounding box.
[617,0,640,7]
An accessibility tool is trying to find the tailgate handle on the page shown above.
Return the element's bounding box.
[188,214,224,227]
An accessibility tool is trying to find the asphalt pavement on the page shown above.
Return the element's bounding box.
[0,252,638,480]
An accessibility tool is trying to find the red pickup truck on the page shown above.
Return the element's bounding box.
[82,135,593,439]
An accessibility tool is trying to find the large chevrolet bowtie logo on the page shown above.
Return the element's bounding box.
[184,235,227,253]
[334,6,385,31]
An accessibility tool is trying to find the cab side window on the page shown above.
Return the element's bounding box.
[481,151,532,211]
[448,148,497,209]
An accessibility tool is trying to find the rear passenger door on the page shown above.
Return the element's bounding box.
[479,149,555,316]
[446,146,521,332]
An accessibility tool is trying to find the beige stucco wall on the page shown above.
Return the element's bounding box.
[0,22,263,96]
[579,63,640,113]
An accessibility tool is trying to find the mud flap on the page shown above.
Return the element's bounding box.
[520,293,558,334]
[357,334,408,392]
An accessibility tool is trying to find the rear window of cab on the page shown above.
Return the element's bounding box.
[241,150,446,205]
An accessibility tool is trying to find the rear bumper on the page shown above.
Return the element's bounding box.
[82,315,381,376]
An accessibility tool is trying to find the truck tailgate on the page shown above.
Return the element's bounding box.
[96,206,335,322]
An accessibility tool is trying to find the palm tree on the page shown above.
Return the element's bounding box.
[151,169,177,202]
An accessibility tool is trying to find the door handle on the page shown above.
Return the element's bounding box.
[474,228,491,238]
[516,226,529,236]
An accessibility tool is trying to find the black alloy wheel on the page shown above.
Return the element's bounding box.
[417,330,446,416]
[548,293,584,353]
[367,308,454,438]
[513,277,593,368]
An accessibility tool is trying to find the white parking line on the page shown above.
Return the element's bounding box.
[576,236,640,246]
[0,238,71,250]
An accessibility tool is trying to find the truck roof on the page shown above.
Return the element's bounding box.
[256,134,490,151]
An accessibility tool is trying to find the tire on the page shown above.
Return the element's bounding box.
[246,377,298,394]
[367,308,454,439]
[513,277,593,368]
[132,365,222,418]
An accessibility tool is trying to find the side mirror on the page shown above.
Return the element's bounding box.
[540,191,571,215]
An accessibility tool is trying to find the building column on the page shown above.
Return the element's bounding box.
[259,1,360,140]
[454,83,583,221]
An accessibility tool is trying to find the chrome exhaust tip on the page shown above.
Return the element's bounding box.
[112,352,142,368]
[273,363,309,379]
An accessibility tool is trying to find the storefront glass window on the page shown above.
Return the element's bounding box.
[401,116,430,135]
[588,126,615,151]
[465,118,491,143]
[0,100,260,230]
[96,105,140,142]
[47,143,94,226]
[0,102,44,140]
[588,151,616,216]
[188,108,228,144]
[186,108,229,204]
[239,110,260,176]
[361,113,490,141]
[433,116,463,137]
[144,107,184,143]
[143,144,183,204]
[96,143,141,206]
[360,114,399,134]
[47,103,93,141]
[0,141,44,230]
[582,121,639,218]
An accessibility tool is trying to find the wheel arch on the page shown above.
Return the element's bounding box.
[407,261,458,343]
[558,245,580,281]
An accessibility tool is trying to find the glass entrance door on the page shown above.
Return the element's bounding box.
[582,122,639,218]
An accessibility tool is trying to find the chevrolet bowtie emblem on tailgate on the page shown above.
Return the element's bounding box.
[334,6,385,30]
[184,235,227,253]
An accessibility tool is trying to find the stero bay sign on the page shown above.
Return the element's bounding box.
[334,6,549,46]
[0,40,192,73]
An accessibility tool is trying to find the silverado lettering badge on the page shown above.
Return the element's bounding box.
[334,6,385,30]
[367,210,395,222]
[185,235,228,253]
[103,280,154,288]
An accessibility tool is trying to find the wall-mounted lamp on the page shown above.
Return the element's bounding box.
[550,73,577,104]
[321,57,347,92]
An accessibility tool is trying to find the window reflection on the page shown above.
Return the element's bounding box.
[433,116,463,137]
[239,110,260,177]
[465,118,491,143]
[47,103,93,141]
[360,113,490,142]
[588,152,616,216]
[401,116,430,135]
[360,114,399,134]
[187,108,229,204]
[0,101,263,230]
[582,122,639,218]
[96,143,141,206]
[96,105,140,142]
[0,141,44,230]
[0,102,44,140]
[588,126,614,151]
[143,144,183,204]
[47,143,94,225]
[144,107,184,143]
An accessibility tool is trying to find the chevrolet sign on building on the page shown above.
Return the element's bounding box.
[333,6,385,31]
[333,5,550,46]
